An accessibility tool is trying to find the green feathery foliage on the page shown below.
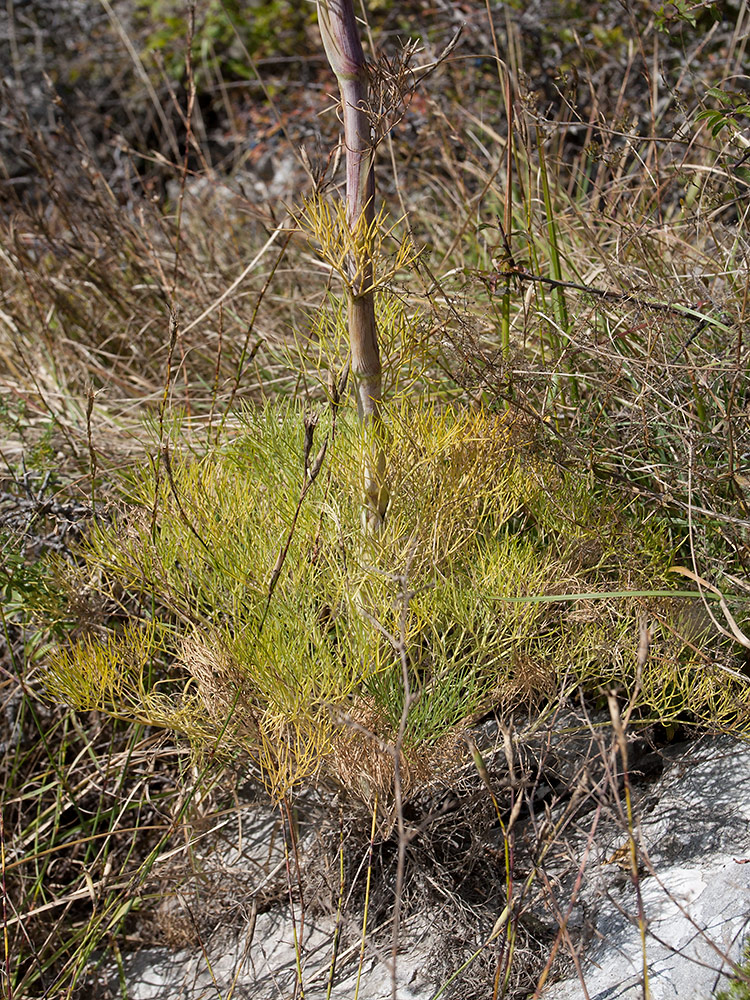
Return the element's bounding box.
[45,403,750,802]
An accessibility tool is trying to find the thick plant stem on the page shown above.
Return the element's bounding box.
[317,0,388,530]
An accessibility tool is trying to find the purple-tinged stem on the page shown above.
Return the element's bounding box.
[317,0,387,529]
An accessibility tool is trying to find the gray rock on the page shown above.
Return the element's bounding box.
[112,914,431,1000]
[95,802,435,1000]
[543,736,750,1000]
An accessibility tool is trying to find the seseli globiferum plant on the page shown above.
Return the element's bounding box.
[45,401,750,804]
